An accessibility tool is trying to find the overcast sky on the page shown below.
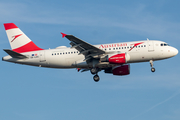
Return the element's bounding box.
[0,0,180,120]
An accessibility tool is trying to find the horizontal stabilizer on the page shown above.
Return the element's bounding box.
[3,49,27,59]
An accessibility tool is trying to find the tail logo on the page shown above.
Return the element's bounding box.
[11,34,22,43]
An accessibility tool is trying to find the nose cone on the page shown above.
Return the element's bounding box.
[171,47,178,56]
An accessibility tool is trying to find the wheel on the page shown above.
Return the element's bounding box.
[91,68,98,74]
[93,75,100,82]
[151,68,155,72]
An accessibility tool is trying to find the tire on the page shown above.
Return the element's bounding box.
[93,75,100,82]
[91,68,98,74]
[151,68,155,72]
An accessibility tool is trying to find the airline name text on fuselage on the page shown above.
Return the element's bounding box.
[99,43,127,49]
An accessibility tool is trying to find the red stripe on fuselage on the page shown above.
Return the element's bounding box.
[129,42,144,51]
[4,23,18,30]
[12,41,43,53]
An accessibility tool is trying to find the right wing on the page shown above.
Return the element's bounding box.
[61,33,105,60]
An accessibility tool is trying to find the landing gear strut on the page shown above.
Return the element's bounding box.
[150,60,155,72]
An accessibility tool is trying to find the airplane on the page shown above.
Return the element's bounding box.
[2,23,178,82]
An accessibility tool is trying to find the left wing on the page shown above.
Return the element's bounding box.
[61,33,105,60]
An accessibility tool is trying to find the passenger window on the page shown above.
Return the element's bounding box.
[52,54,53,56]
[141,45,143,47]
[68,52,70,54]
[105,49,106,51]
[127,47,129,49]
[113,48,115,50]
[122,47,123,49]
[116,48,118,50]
[119,47,121,49]
[57,53,59,55]
[109,48,111,50]
[55,53,56,55]
[60,53,62,55]
[124,47,126,49]
[161,43,163,46]
[144,45,146,47]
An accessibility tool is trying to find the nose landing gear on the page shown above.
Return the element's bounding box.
[150,60,155,72]
[151,67,155,72]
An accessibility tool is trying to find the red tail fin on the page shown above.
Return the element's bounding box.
[4,23,43,53]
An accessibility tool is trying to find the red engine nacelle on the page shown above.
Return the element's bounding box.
[108,53,130,64]
[112,64,130,76]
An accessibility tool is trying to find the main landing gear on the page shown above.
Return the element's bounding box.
[90,68,100,82]
[93,74,100,82]
[150,60,155,72]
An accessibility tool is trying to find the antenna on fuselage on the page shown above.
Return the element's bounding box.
[147,38,149,41]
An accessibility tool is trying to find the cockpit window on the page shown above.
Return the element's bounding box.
[161,43,169,46]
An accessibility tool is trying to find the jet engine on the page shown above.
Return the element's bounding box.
[105,64,130,76]
[101,53,130,64]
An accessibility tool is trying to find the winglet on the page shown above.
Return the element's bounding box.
[77,68,81,72]
[61,32,67,38]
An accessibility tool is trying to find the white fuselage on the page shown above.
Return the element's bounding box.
[3,40,178,69]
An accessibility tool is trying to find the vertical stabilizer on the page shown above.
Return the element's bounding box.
[4,23,43,53]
